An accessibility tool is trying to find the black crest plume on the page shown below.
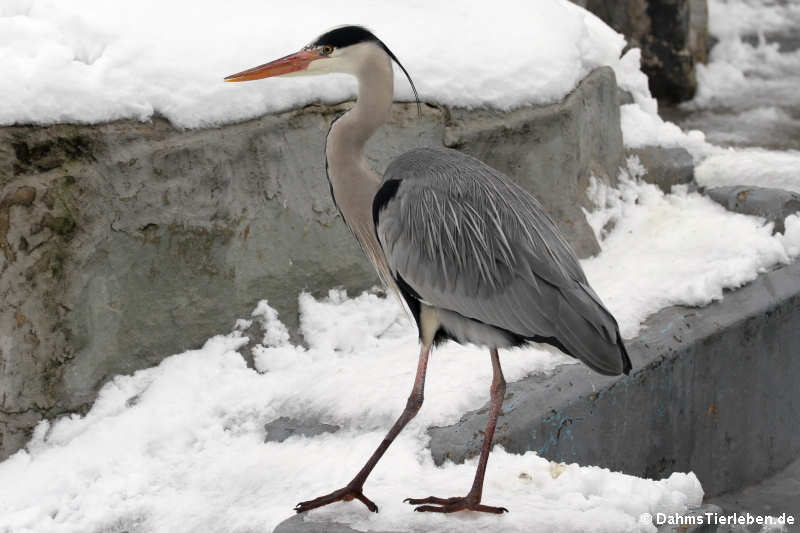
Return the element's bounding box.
[312,25,422,117]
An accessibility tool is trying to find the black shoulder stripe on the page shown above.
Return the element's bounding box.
[394,273,421,330]
[372,179,401,227]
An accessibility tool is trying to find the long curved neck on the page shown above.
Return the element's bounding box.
[325,45,395,283]
[326,46,394,183]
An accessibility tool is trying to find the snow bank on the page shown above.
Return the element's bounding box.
[695,149,800,194]
[0,0,628,128]
[619,103,711,158]
[612,48,712,160]
[4,171,800,532]
[0,326,700,533]
[584,161,800,338]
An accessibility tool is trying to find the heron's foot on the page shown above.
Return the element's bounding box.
[404,495,508,514]
[294,484,378,514]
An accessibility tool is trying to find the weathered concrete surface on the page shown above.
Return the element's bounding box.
[0,67,625,459]
[428,261,800,498]
[630,145,695,192]
[706,186,800,234]
[0,107,403,458]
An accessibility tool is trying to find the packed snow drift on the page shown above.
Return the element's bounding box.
[2,0,632,128]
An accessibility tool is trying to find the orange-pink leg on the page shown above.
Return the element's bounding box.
[405,347,508,514]
[294,344,431,514]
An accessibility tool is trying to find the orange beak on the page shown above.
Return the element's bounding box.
[224,49,320,82]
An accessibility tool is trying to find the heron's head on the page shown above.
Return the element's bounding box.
[224,25,419,110]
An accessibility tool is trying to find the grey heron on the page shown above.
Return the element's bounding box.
[225,25,631,515]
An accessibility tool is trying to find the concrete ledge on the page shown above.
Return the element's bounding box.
[429,261,800,497]
[705,186,800,234]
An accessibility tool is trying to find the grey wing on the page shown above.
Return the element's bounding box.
[374,147,630,376]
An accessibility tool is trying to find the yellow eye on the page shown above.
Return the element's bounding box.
[322,45,334,56]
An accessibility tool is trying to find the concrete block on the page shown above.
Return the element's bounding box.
[705,186,800,234]
[629,145,695,192]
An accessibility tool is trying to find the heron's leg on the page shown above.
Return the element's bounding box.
[405,347,508,514]
[294,343,431,514]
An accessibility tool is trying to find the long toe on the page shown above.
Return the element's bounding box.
[294,486,378,514]
[407,496,508,514]
[404,496,463,505]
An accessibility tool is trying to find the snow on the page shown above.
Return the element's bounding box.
[0,306,695,533]
[695,149,800,194]
[611,48,713,161]
[4,168,800,532]
[707,0,800,38]
[780,214,800,258]
[583,163,800,338]
[0,0,629,128]
[619,103,711,160]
